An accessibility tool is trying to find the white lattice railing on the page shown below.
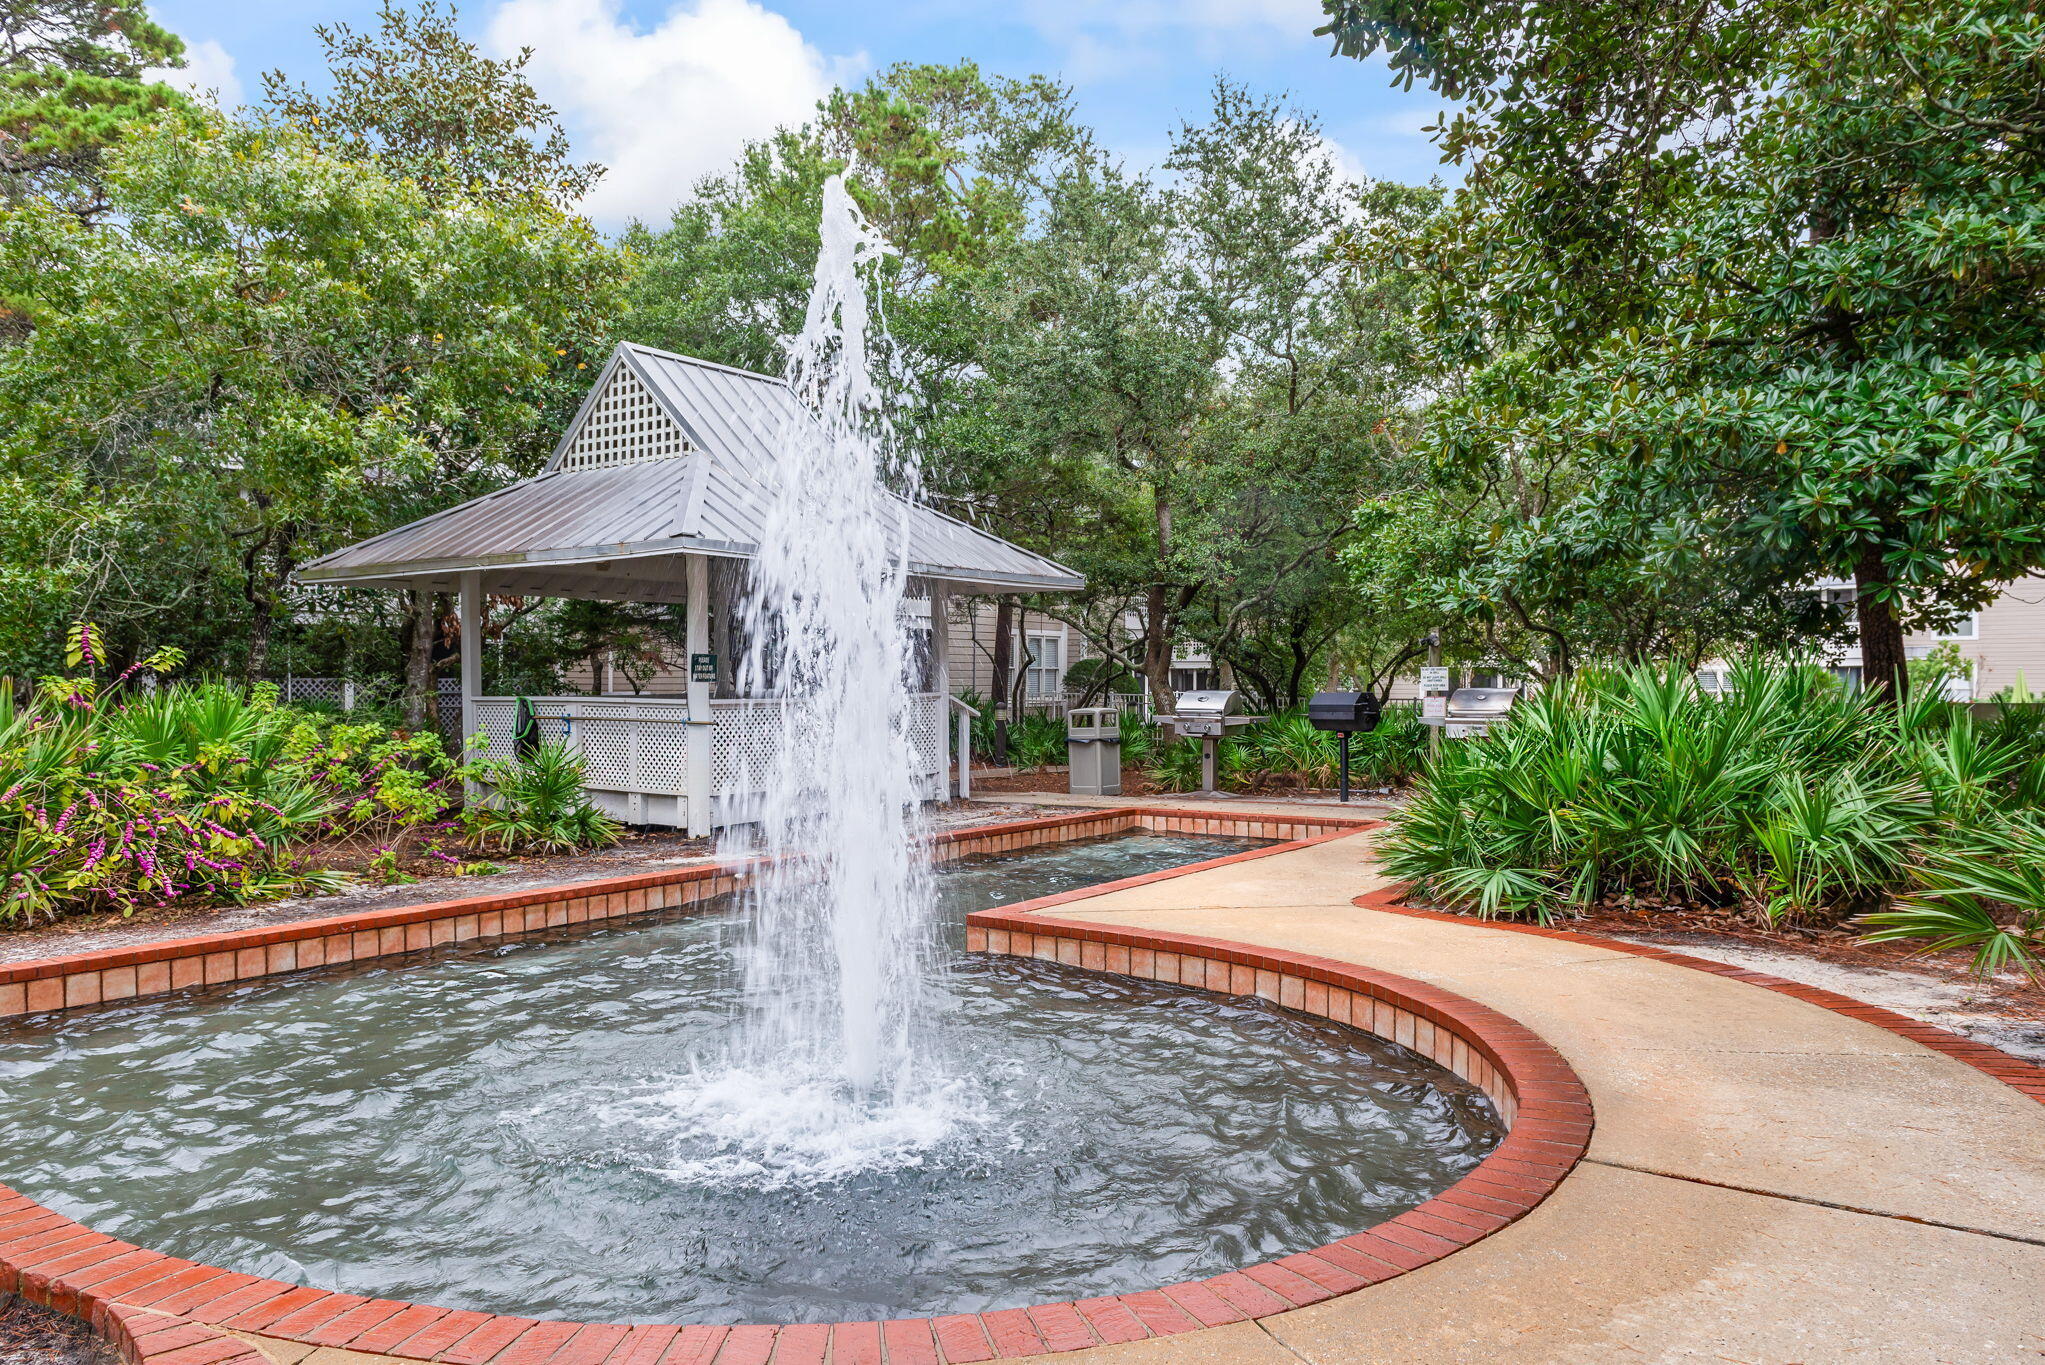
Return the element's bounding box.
[468,693,948,828]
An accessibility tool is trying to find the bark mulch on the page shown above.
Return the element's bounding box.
[0,1299,116,1365]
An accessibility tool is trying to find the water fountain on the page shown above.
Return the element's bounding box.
[0,176,1509,1329]
[640,175,965,1185]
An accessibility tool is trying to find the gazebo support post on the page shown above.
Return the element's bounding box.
[685,554,714,837]
[457,571,482,799]
[928,580,953,797]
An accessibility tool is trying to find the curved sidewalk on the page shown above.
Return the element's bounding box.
[1015,828,2045,1363]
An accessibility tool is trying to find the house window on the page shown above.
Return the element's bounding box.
[1024,632,1064,698]
[1942,613,1978,640]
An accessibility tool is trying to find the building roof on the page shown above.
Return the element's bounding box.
[296,344,1084,599]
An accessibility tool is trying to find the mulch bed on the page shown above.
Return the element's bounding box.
[0,1299,115,1365]
[1569,902,2040,995]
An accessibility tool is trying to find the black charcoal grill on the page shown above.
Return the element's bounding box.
[1307,690,1383,801]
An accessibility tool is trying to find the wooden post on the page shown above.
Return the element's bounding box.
[458,573,482,751]
[929,580,952,798]
[685,554,714,837]
[457,573,483,803]
[1426,628,1442,760]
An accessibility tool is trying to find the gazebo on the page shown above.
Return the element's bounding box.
[297,342,1084,834]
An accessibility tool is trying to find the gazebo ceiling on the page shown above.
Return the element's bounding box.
[296,343,1084,598]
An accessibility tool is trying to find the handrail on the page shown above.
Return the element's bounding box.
[947,694,977,799]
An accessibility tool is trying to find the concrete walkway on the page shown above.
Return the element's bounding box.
[1020,829,2045,1364]
[227,821,2045,1365]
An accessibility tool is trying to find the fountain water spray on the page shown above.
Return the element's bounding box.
[733,172,935,1098]
[625,175,981,1186]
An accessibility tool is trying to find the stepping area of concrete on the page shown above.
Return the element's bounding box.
[1019,825,2045,1363]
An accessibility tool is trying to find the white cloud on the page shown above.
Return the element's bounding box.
[147,38,244,110]
[484,0,862,227]
[1309,130,1370,186]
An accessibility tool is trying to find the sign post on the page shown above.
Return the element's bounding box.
[1423,632,1445,760]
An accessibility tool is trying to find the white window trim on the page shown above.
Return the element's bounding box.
[1024,628,1067,699]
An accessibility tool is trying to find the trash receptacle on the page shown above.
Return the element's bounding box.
[1067,707,1123,796]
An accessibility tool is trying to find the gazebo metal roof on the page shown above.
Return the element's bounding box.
[297,343,1083,600]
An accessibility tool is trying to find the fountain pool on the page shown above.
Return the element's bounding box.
[0,831,1502,1325]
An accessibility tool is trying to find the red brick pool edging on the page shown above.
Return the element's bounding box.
[0,808,1593,1365]
[0,807,1351,1023]
[1351,885,2045,1105]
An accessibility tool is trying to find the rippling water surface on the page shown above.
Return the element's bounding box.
[0,833,1501,1323]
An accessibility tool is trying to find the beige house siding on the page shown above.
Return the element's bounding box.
[943,601,1078,700]
[1688,574,2045,701]
[1932,574,2045,699]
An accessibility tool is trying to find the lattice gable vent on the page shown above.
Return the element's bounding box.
[558,362,693,470]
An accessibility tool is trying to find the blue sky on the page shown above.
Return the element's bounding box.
[147,0,1455,231]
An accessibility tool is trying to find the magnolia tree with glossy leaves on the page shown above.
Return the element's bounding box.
[1319,0,2045,700]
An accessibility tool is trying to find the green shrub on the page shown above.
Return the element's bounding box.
[1142,703,1428,793]
[1144,735,1208,792]
[1861,816,2045,978]
[1062,657,1140,696]
[952,694,1080,769]
[1379,661,2043,928]
[463,742,620,853]
[0,664,458,922]
[1006,712,1069,769]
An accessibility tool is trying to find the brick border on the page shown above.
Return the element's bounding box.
[1352,885,2045,1105]
[0,807,1367,1023]
[0,809,1590,1364]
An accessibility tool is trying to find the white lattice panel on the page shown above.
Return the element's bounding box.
[559,364,691,470]
[711,699,782,795]
[634,716,690,795]
[909,693,945,776]
[281,677,344,705]
[576,717,636,790]
[473,700,517,762]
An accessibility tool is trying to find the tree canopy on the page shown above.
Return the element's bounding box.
[1319,0,2045,698]
[0,0,191,219]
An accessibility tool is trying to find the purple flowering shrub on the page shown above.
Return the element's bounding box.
[2,629,462,922]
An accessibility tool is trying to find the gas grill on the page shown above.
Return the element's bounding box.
[1439,686,1519,738]
[1155,689,1263,796]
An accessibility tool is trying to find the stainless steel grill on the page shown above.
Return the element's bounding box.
[1155,690,1262,796]
[1443,686,1519,737]
[1165,689,1244,737]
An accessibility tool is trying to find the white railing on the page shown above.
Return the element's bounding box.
[1019,689,1151,719]
[948,694,979,800]
[468,692,949,829]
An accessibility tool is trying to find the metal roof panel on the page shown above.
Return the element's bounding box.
[300,344,1083,592]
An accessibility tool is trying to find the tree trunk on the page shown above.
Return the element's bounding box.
[244,602,275,689]
[1140,584,1174,712]
[1854,544,1908,705]
[402,591,438,729]
[711,559,737,697]
[239,521,295,688]
[990,595,1016,764]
